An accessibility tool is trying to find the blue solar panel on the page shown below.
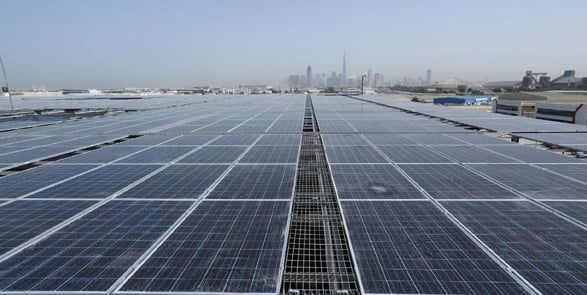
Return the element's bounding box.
[378,146,452,163]
[330,164,424,199]
[401,164,522,199]
[536,164,587,183]
[364,134,417,145]
[0,164,98,198]
[257,134,301,146]
[543,201,587,223]
[210,134,259,145]
[206,165,295,199]
[121,200,289,293]
[0,200,191,292]
[342,201,525,294]
[163,134,219,146]
[442,200,587,294]
[430,145,519,163]
[28,165,161,199]
[239,146,298,163]
[178,146,247,163]
[0,200,96,255]
[483,145,583,163]
[321,134,369,146]
[119,165,228,199]
[115,146,195,163]
[325,146,387,163]
[469,164,587,200]
[58,146,145,163]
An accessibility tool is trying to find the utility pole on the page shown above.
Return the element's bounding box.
[0,55,15,111]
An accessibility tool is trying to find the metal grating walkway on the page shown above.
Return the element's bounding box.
[281,95,360,295]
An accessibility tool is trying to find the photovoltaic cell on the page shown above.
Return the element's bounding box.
[341,201,526,294]
[178,146,247,163]
[239,146,299,163]
[163,134,219,146]
[483,145,583,163]
[0,200,191,292]
[536,164,587,183]
[321,134,369,146]
[400,164,521,199]
[119,165,228,199]
[542,201,587,224]
[121,200,289,293]
[325,146,387,163]
[378,146,452,163]
[0,164,98,198]
[58,146,146,163]
[0,200,96,255]
[430,145,519,163]
[447,133,513,145]
[115,146,195,163]
[116,135,178,146]
[257,134,301,146]
[443,201,587,294]
[210,134,259,145]
[403,134,464,145]
[28,164,161,199]
[206,165,295,199]
[330,164,424,199]
[364,134,417,145]
[469,164,587,200]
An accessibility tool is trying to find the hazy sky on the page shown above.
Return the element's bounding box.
[2,0,587,89]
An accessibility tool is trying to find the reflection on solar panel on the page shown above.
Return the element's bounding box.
[119,165,228,199]
[401,164,521,199]
[330,164,424,199]
[121,200,289,293]
[0,200,191,292]
[207,165,295,199]
[443,201,587,294]
[342,201,526,294]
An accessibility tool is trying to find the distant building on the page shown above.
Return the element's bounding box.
[426,69,432,86]
[432,78,483,93]
[342,52,347,87]
[550,70,586,88]
[367,69,373,88]
[306,65,312,87]
[433,95,495,106]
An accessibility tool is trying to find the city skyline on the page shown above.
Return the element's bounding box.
[2,0,587,89]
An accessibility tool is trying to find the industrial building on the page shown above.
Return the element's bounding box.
[0,94,586,295]
[492,99,536,117]
[535,102,587,124]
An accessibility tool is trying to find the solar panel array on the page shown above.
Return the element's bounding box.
[1,94,587,294]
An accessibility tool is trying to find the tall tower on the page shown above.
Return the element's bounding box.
[306,65,312,87]
[342,52,347,87]
[367,69,373,88]
[426,69,432,86]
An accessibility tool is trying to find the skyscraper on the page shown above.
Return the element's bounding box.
[426,69,432,86]
[306,65,312,87]
[342,52,347,87]
[367,69,373,88]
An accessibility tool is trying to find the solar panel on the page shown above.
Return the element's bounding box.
[119,165,228,199]
[0,200,97,255]
[116,135,178,146]
[206,165,295,199]
[330,164,424,199]
[442,200,587,294]
[447,133,514,145]
[483,145,583,163]
[321,134,369,146]
[341,201,526,294]
[403,133,465,145]
[430,145,519,163]
[57,146,146,163]
[115,146,195,163]
[239,146,298,163]
[364,134,417,145]
[400,164,521,199]
[0,164,98,198]
[0,146,78,164]
[536,164,587,183]
[210,134,260,145]
[468,164,587,200]
[378,145,452,163]
[163,134,219,146]
[257,134,301,146]
[121,200,289,293]
[542,201,587,223]
[28,164,161,199]
[325,146,387,163]
[0,200,191,292]
[178,146,247,163]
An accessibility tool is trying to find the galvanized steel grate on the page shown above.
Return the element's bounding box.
[281,96,360,295]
